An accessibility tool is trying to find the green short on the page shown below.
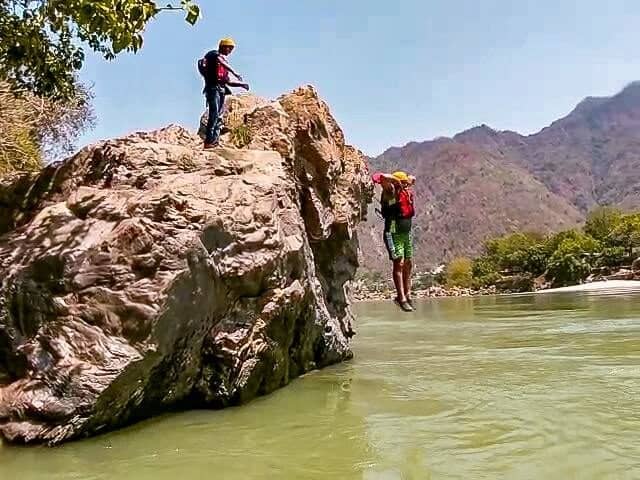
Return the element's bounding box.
[384,231,413,261]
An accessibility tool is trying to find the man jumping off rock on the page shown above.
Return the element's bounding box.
[198,37,250,149]
[372,171,417,312]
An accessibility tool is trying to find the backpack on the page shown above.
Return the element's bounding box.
[197,50,222,84]
[197,57,208,78]
[397,189,415,218]
[380,188,415,220]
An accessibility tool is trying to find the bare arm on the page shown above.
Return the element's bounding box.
[226,80,250,90]
[217,55,242,80]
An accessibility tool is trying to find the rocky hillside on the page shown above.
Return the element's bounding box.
[0,86,372,445]
[362,82,640,271]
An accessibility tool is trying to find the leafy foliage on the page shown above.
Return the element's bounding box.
[546,233,601,286]
[608,213,640,256]
[584,206,623,243]
[518,244,550,277]
[470,232,549,285]
[484,232,544,272]
[472,271,501,289]
[485,231,541,259]
[471,256,497,279]
[230,124,252,148]
[0,1,200,98]
[546,252,591,287]
[466,211,640,290]
[547,230,600,256]
[595,246,627,268]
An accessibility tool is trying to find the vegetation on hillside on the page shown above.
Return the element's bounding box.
[445,206,640,289]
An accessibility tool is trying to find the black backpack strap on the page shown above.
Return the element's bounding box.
[380,189,399,219]
[201,50,219,84]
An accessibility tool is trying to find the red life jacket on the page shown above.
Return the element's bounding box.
[397,189,415,218]
[197,50,229,85]
[216,62,229,83]
[380,188,415,220]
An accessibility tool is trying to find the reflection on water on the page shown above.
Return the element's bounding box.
[2,292,640,479]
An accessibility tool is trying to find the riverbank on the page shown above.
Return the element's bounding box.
[534,279,640,294]
[350,284,497,302]
[350,279,640,302]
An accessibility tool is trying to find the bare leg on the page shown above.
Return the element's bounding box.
[393,259,406,301]
[403,259,413,300]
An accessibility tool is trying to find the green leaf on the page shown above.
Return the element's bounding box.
[130,6,143,21]
[0,0,201,98]
[185,4,200,25]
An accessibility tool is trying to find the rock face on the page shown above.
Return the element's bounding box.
[0,86,372,445]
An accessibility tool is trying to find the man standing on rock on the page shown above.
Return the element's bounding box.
[198,37,250,149]
[372,171,416,312]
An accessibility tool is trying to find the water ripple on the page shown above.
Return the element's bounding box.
[4,292,640,479]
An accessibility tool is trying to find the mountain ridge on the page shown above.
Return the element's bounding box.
[360,82,640,271]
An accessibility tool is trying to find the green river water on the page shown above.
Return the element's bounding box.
[2,291,640,479]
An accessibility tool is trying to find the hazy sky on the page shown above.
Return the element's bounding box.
[79,0,640,156]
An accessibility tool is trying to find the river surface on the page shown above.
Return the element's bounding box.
[2,291,640,479]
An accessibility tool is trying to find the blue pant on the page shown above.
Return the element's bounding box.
[204,86,226,144]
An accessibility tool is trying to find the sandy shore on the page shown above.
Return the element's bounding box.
[534,280,640,294]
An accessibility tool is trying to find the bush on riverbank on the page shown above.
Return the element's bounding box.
[446,257,473,288]
[451,206,640,289]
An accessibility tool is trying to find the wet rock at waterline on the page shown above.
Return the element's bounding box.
[0,86,372,445]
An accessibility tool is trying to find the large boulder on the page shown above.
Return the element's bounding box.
[0,86,373,445]
[197,93,270,144]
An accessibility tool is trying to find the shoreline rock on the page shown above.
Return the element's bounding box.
[0,86,372,445]
[350,272,640,303]
[350,284,498,302]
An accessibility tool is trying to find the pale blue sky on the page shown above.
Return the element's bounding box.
[79,0,640,156]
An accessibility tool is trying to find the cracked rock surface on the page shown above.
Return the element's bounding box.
[0,86,372,445]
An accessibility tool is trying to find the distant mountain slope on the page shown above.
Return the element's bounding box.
[360,82,640,271]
